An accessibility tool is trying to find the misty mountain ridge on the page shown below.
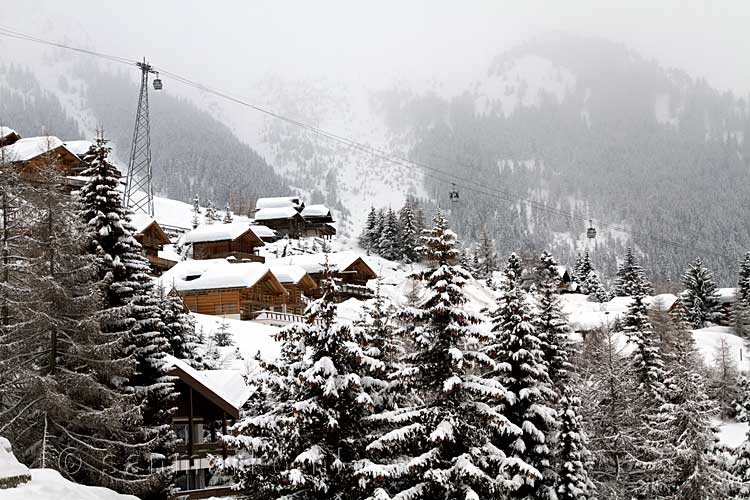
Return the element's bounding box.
[1,34,748,283]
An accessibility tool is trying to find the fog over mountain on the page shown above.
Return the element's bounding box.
[2,1,750,281]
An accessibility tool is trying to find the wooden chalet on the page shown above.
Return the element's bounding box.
[0,136,90,190]
[253,207,306,239]
[268,264,317,315]
[301,204,336,239]
[163,259,288,320]
[130,213,176,275]
[0,126,21,148]
[182,223,265,262]
[249,223,279,242]
[273,252,378,301]
[164,355,252,499]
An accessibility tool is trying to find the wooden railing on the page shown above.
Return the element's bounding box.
[253,310,313,326]
[339,283,375,299]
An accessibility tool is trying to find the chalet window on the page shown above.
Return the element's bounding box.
[184,274,201,281]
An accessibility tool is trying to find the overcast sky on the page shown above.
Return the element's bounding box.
[3,0,750,97]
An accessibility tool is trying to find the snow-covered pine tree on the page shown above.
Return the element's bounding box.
[613,247,653,296]
[735,252,750,337]
[487,253,558,499]
[621,283,667,402]
[573,252,593,286]
[735,376,750,423]
[222,202,234,223]
[503,252,524,288]
[0,144,153,493]
[710,337,739,419]
[477,226,498,284]
[398,196,420,263]
[534,252,595,500]
[584,271,610,303]
[574,252,595,294]
[159,292,205,367]
[680,257,722,328]
[204,199,217,224]
[191,194,200,228]
[77,134,175,495]
[534,252,573,387]
[378,208,402,261]
[556,391,595,500]
[360,206,378,252]
[213,317,233,347]
[225,259,385,499]
[358,210,514,500]
[645,314,737,499]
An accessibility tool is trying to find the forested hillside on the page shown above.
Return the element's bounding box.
[376,35,750,284]
[0,60,292,216]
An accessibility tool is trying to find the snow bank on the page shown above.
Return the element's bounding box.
[0,437,30,488]
[192,313,281,370]
[716,420,748,449]
[1,469,138,500]
[0,436,134,499]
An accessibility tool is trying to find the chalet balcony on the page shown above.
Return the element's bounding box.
[339,283,375,299]
[252,309,312,326]
[215,251,265,263]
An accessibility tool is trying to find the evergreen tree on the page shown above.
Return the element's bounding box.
[159,293,204,367]
[222,202,234,223]
[476,226,498,284]
[0,144,152,494]
[534,252,595,500]
[372,209,386,254]
[503,252,524,288]
[360,206,378,252]
[191,194,200,228]
[621,285,667,402]
[378,208,402,261]
[614,247,653,296]
[226,260,384,499]
[212,317,233,347]
[584,271,610,303]
[358,211,515,499]
[398,196,420,263]
[204,199,217,224]
[735,252,750,337]
[646,315,737,499]
[487,253,558,499]
[77,134,175,495]
[680,257,722,328]
[573,252,593,286]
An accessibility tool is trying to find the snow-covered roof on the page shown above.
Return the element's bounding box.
[162,259,273,292]
[254,207,302,221]
[129,212,157,234]
[0,126,18,138]
[647,293,679,310]
[269,264,310,284]
[256,196,303,210]
[181,222,263,245]
[301,204,331,218]
[716,287,737,304]
[62,140,93,157]
[555,265,570,278]
[0,136,65,162]
[163,355,252,416]
[271,251,374,276]
[249,224,277,239]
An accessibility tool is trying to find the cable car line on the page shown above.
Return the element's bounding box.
[0,25,740,263]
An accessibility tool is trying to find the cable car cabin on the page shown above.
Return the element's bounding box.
[449,184,459,202]
[586,220,597,239]
[152,75,163,90]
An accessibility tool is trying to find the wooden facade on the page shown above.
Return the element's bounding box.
[178,271,288,320]
[307,257,377,301]
[134,220,175,275]
[191,229,265,262]
[166,358,249,499]
[256,212,306,239]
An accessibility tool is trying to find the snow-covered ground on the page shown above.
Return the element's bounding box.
[0,436,136,500]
